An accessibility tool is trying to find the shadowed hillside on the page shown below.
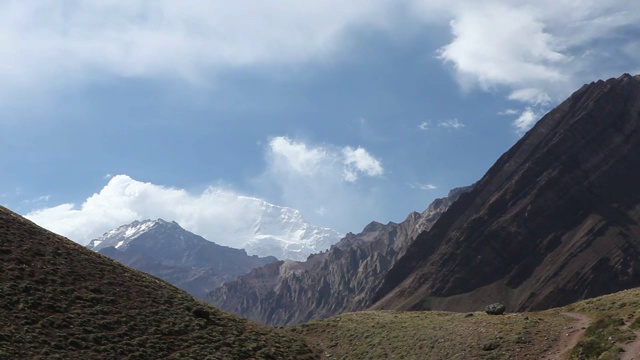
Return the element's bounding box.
[373,74,640,313]
[0,206,317,359]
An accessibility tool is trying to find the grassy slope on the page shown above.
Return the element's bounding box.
[564,288,640,359]
[0,206,317,359]
[6,202,640,360]
[297,287,640,360]
[295,310,570,359]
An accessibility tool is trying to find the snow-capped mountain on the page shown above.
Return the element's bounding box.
[155,194,343,261]
[87,219,277,299]
[235,197,342,261]
[28,174,342,261]
[87,219,165,251]
[83,194,342,261]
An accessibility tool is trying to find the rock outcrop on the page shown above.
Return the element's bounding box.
[372,74,640,313]
[206,187,469,325]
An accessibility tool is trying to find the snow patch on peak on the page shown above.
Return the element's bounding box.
[123,220,158,239]
[87,218,169,252]
[83,191,341,261]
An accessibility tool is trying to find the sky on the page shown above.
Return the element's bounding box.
[1,1,639,246]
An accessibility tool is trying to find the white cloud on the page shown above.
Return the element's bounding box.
[435,2,640,93]
[433,1,640,132]
[21,195,51,204]
[437,3,568,90]
[508,88,552,105]
[0,0,398,97]
[268,136,328,175]
[498,109,519,115]
[2,1,637,130]
[513,107,540,133]
[342,146,384,182]
[26,174,330,249]
[438,118,465,129]
[258,136,385,232]
[418,121,430,130]
[410,183,437,190]
[267,136,383,183]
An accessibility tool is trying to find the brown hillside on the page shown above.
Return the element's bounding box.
[372,74,640,313]
[0,206,316,359]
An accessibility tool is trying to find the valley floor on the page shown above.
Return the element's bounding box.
[293,288,640,360]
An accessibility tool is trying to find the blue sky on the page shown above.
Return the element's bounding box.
[1,1,639,246]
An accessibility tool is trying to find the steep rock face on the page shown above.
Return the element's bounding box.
[206,188,469,325]
[372,74,640,312]
[88,219,277,299]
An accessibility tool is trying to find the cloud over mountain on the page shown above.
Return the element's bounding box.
[25,174,343,256]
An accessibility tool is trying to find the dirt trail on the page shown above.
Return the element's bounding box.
[619,329,640,360]
[540,312,591,360]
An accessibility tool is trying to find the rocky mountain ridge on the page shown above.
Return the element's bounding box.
[208,73,640,325]
[206,187,470,325]
[371,73,640,313]
[88,219,277,299]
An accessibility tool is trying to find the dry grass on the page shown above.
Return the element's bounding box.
[0,206,317,359]
[6,202,640,360]
[295,310,570,359]
[563,288,640,359]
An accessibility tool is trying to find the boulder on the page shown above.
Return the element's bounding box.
[485,303,506,315]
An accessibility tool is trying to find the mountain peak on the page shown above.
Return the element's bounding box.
[207,186,470,325]
[87,218,178,251]
[371,74,640,313]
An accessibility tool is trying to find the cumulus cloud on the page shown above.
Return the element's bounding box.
[342,146,384,182]
[259,136,385,231]
[437,3,567,90]
[433,1,640,130]
[418,121,430,130]
[268,136,328,175]
[25,174,319,248]
[27,137,386,245]
[267,136,383,182]
[436,1,640,92]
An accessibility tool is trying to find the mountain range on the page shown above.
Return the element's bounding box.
[87,219,278,299]
[208,73,640,325]
[4,73,640,359]
[207,186,470,325]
